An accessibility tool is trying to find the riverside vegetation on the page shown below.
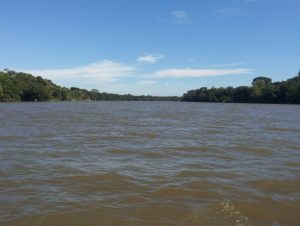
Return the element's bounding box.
[182,71,300,104]
[0,69,179,102]
[0,69,300,103]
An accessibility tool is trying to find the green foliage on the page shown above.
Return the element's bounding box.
[2,69,299,104]
[285,76,300,104]
[182,71,300,104]
[232,86,251,103]
[0,84,3,97]
[252,77,272,86]
[250,77,276,103]
[0,70,180,102]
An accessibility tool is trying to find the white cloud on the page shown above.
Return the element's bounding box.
[219,8,242,16]
[207,63,244,68]
[171,10,191,23]
[152,68,251,78]
[137,80,157,85]
[172,11,188,19]
[23,60,135,84]
[137,54,164,64]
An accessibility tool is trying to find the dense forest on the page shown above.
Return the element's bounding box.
[1,69,300,104]
[182,71,300,104]
[0,70,179,102]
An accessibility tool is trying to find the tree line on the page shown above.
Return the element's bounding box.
[0,70,179,102]
[182,71,300,104]
[1,69,300,104]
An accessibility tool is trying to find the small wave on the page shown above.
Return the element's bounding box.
[265,127,299,132]
[151,183,220,200]
[64,171,132,183]
[0,135,24,142]
[47,150,80,158]
[172,146,213,152]
[42,171,145,194]
[286,162,300,167]
[109,149,136,155]
[139,150,166,158]
[248,179,300,194]
[145,133,158,139]
[176,170,237,180]
[232,145,273,156]
[100,134,131,141]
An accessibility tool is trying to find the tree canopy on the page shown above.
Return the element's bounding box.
[182,71,300,104]
[1,69,300,104]
[0,70,180,102]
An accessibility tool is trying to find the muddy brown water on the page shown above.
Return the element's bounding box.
[1,102,300,226]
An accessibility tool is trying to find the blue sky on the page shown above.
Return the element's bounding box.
[0,0,299,95]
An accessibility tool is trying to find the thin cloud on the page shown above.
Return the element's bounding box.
[137,54,164,64]
[207,63,244,68]
[152,68,251,78]
[218,8,242,16]
[137,80,157,85]
[171,10,190,23]
[23,60,135,84]
[172,11,188,19]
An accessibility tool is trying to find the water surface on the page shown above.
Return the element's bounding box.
[1,102,300,226]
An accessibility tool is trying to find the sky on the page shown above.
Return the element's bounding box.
[0,0,299,96]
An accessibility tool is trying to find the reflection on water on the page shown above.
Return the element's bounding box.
[0,102,300,226]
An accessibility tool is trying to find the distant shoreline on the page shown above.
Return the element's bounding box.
[1,101,299,106]
[1,69,299,104]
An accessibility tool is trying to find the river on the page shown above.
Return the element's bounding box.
[1,102,300,226]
